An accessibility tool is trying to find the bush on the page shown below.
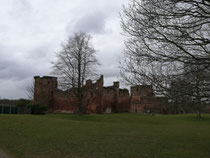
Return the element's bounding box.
[16,99,32,108]
[30,103,47,114]
[15,99,47,114]
[16,99,32,114]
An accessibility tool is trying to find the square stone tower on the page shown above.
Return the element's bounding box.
[34,76,57,107]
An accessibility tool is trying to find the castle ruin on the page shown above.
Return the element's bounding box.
[34,75,167,114]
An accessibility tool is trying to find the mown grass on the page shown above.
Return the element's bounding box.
[0,113,210,158]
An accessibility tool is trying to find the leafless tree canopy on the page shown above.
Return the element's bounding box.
[26,80,34,101]
[52,32,99,89]
[52,32,100,113]
[120,0,210,117]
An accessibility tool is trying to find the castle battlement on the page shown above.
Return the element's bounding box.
[34,75,167,114]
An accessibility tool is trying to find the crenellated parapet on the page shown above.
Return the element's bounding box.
[34,75,167,114]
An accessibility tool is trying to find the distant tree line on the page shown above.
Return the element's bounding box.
[0,99,18,105]
[0,98,47,114]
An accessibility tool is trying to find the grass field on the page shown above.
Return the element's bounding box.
[0,113,210,158]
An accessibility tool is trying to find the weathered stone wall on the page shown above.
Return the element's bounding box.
[85,76,103,113]
[140,97,167,113]
[130,85,167,113]
[204,105,210,113]
[34,76,57,107]
[130,96,143,112]
[53,89,78,113]
[116,89,130,112]
[102,87,116,113]
[34,75,167,114]
[131,85,154,97]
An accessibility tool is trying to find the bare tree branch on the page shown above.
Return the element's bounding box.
[51,32,100,113]
[120,0,210,117]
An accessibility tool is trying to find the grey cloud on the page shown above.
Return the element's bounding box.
[0,78,29,99]
[25,44,49,59]
[67,11,108,34]
[0,61,49,81]
[99,66,120,78]
[0,45,51,81]
[0,59,34,80]
[0,0,129,99]
[9,0,32,18]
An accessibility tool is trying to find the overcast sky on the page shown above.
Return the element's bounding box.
[0,0,129,99]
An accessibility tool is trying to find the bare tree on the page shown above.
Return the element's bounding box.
[120,0,210,117]
[52,32,100,113]
[166,64,210,117]
[26,80,34,101]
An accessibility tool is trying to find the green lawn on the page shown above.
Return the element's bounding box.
[0,113,210,158]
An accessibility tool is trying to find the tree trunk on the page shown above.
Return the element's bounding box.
[77,88,82,114]
[197,110,201,119]
[77,51,83,114]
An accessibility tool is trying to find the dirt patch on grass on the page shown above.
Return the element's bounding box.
[0,149,11,158]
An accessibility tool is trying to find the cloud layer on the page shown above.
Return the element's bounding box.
[0,0,128,99]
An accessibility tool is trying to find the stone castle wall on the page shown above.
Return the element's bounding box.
[130,85,167,113]
[34,75,167,114]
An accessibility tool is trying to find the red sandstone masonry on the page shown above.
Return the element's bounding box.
[34,75,167,114]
